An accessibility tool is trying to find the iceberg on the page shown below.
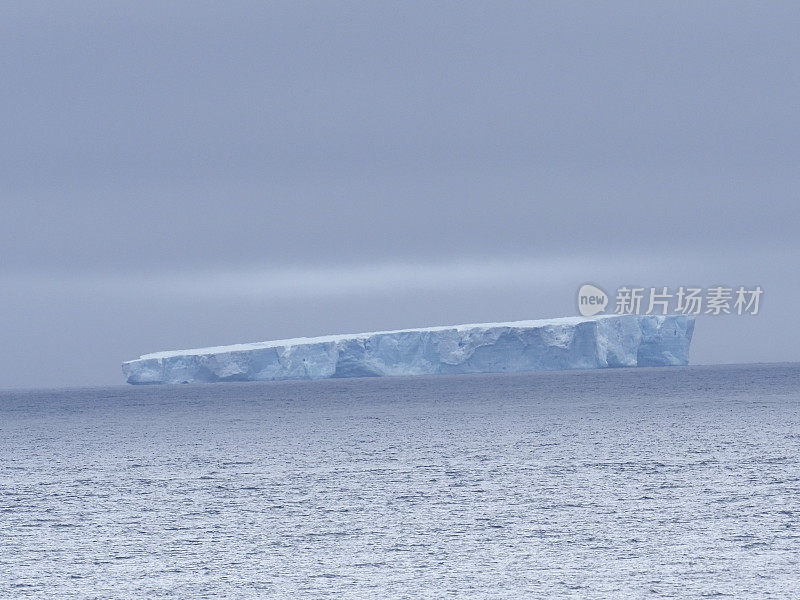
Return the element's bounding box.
[122,314,695,385]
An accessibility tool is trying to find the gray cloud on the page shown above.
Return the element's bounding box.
[1,1,799,387]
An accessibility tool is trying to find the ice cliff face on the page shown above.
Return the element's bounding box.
[123,315,694,385]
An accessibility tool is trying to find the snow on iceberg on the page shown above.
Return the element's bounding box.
[122,314,694,385]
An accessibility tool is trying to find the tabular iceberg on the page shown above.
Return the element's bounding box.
[122,315,694,385]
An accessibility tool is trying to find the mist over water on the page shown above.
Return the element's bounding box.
[2,364,799,598]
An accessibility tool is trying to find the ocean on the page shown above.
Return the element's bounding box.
[2,363,799,598]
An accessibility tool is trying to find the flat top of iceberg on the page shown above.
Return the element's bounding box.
[135,315,625,361]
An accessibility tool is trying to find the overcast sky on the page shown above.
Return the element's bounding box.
[2,1,799,388]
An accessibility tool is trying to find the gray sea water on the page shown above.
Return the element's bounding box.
[1,363,799,598]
